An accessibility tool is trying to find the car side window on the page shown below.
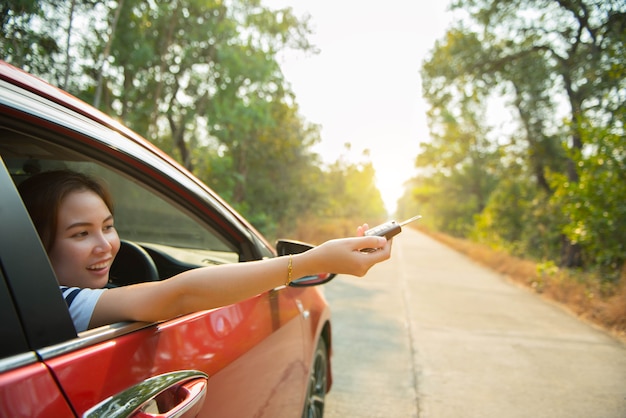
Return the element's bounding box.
[68,162,239,266]
[3,131,241,286]
[15,160,239,273]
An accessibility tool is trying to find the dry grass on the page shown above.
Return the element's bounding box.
[419,227,626,343]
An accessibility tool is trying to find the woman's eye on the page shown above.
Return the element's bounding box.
[71,231,88,238]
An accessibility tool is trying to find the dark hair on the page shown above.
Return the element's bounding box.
[18,170,114,251]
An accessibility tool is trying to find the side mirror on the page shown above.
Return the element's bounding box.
[275,239,337,287]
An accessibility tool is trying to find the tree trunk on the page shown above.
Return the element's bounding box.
[94,0,124,109]
[62,0,76,90]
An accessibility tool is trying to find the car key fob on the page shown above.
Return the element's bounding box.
[361,215,422,251]
[365,220,402,239]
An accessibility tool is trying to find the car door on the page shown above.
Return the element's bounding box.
[0,80,309,417]
[49,172,308,417]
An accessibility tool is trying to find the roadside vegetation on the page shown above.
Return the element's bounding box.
[396,0,625,340]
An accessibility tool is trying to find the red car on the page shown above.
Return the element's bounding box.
[0,61,333,418]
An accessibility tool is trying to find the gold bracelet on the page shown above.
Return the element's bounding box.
[286,254,293,286]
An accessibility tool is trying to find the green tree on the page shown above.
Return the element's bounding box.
[74,0,324,235]
[1,0,63,79]
[414,55,503,236]
[202,96,327,238]
[417,0,625,270]
[322,150,387,223]
[550,113,626,277]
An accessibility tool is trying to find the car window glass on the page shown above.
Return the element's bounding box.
[2,130,240,268]
[73,162,236,260]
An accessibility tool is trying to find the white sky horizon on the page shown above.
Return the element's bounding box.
[264,0,454,215]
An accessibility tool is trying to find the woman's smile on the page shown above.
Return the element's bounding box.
[87,259,113,273]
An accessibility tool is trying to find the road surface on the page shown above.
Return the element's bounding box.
[323,228,626,418]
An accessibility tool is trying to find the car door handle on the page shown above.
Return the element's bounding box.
[84,370,209,418]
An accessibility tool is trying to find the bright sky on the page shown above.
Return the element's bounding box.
[264,0,454,214]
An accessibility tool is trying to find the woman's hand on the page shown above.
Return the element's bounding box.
[293,226,391,278]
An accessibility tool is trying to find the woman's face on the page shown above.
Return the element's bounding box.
[48,190,120,288]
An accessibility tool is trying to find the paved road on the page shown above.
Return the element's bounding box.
[323,228,626,418]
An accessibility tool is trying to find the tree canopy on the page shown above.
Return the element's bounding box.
[398,0,625,277]
[1,0,387,240]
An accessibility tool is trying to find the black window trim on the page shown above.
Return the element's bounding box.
[0,264,29,359]
[0,156,76,348]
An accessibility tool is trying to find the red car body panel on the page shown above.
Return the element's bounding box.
[0,362,74,418]
[45,291,310,417]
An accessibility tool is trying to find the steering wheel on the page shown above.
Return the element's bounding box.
[109,240,159,286]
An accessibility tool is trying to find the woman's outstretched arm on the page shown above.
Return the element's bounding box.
[90,233,390,328]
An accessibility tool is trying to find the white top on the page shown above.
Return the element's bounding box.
[60,286,105,332]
